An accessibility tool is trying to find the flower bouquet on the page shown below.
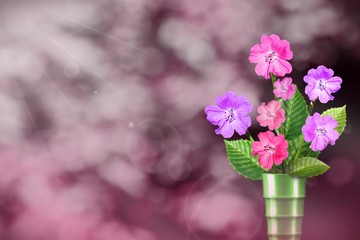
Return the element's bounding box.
[205,34,347,240]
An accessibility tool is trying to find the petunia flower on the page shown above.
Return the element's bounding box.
[205,91,253,138]
[252,131,288,170]
[249,34,293,79]
[302,112,339,151]
[256,100,285,130]
[273,77,296,100]
[304,65,342,103]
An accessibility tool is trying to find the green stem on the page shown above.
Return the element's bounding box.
[308,100,316,115]
[246,130,254,142]
[294,136,304,161]
[270,73,278,100]
[305,147,312,157]
[281,164,285,174]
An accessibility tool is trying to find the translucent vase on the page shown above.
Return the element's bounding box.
[262,173,307,240]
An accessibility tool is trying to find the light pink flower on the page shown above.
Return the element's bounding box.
[256,100,285,130]
[252,131,288,170]
[273,77,296,100]
[249,34,293,79]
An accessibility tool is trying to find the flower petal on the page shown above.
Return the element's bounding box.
[318,89,333,103]
[257,103,268,114]
[282,77,292,85]
[322,116,338,128]
[326,76,342,93]
[274,59,292,76]
[310,136,328,151]
[261,35,276,51]
[273,147,288,165]
[256,114,268,127]
[205,105,224,125]
[215,91,236,109]
[317,65,334,79]
[302,115,318,142]
[236,96,253,113]
[249,44,265,63]
[305,85,320,102]
[258,152,273,170]
[252,141,264,156]
[255,62,270,79]
[215,121,234,138]
[232,119,248,136]
[258,131,275,144]
[325,129,339,145]
[284,84,296,100]
[267,100,281,112]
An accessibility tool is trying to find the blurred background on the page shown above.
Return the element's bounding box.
[0,0,359,239]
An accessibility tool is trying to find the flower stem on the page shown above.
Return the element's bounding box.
[305,147,312,157]
[281,164,286,173]
[308,100,316,115]
[246,130,254,142]
[294,136,304,161]
[270,73,278,100]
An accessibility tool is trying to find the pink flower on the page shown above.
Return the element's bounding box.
[249,34,293,79]
[273,77,296,100]
[252,131,288,170]
[256,100,285,130]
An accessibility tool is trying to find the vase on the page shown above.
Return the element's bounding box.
[262,173,307,240]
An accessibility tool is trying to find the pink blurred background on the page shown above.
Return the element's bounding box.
[0,0,359,239]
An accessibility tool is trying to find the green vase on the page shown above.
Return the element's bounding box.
[262,173,307,240]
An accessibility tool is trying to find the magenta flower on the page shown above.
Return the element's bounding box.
[256,100,285,130]
[249,34,293,79]
[252,131,288,170]
[304,65,342,103]
[302,113,339,151]
[205,92,253,138]
[273,77,296,100]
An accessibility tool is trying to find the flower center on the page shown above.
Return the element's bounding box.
[316,127,327,136]
[265,51,278,63]
[264,144,276,154]
[317,79,327,91]
[281,85,288,91]
[224,108,236,123]
[266,111,275,118]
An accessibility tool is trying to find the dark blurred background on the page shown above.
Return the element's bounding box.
[0,0,359,239]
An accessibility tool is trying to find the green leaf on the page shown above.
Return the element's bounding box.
[286,157,330,177]
[286,136,320,164]
[321,105,347,135]
[224,139,266,180]
[280,89,308,140]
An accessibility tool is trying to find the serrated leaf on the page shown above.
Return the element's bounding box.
[286,157,330,177]
[280,89,308,140]
[321,105,347,135]
[224,139,266,180]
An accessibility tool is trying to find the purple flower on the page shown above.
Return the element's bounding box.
[205,92,253,138]
[302,113,339,151]
[304,65,342,103]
